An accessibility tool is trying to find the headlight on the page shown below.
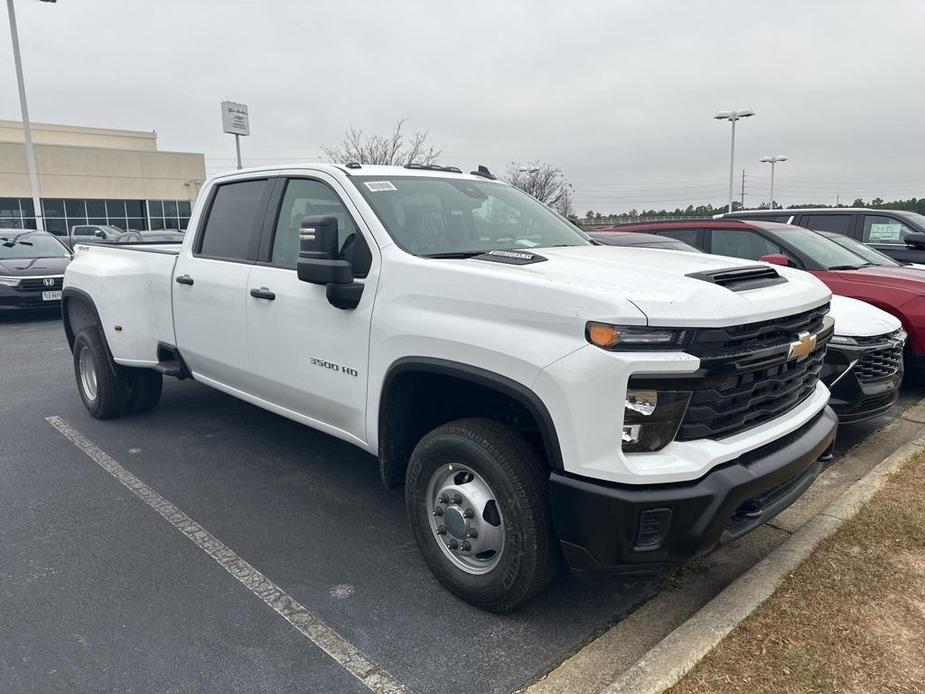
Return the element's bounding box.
[622,389,691,453]
[0,277,21,287]
[587,322,683,349]
[828,334,858,346]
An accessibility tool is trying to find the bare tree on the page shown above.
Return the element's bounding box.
[322,118,442,166]
[505,161,574,217]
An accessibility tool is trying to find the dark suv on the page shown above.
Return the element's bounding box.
[723,208,925,264]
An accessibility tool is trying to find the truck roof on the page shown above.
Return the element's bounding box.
[209,162,499,184]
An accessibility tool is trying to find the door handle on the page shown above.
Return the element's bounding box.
[249,287,276,301]
[175,275,194,286]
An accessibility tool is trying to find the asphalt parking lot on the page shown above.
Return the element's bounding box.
[1,309,919,694]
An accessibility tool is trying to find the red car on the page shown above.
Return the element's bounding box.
[602,219,925,363]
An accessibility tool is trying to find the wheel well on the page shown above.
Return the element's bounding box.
[378,362,562,488]
[63,291,102,352]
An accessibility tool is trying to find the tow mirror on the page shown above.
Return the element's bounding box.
[296,215,363,310]
[760,253,791,267]
[904,232,925,249]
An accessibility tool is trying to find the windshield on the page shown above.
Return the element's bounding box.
[898,211,925,229]
[351,175,590,257]
[0,232,69,259]
[779,227,872,270]
[817,231,900,266]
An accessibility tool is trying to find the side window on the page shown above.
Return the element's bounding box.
[803,214,852,234]
[710,229,783,260]
[656,228,700,248]
[862,215,914,243]
[197,179,269,261]
[271,178,370,276]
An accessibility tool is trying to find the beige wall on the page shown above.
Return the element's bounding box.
[0,141,206,202]
[0,120,157,152]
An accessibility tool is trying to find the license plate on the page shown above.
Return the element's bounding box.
[42,290,62,301]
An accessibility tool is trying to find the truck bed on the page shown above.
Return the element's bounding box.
[64,243,181,366]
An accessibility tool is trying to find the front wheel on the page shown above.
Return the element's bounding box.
[406,418,559,611]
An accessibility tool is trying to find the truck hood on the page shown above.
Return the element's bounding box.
[468,246,832,326]
[0,256,70,276]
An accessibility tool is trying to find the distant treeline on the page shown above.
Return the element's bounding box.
[580,196,925,224]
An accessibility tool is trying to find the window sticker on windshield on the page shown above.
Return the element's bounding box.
[364,181,397,192]
[868,223,902,242]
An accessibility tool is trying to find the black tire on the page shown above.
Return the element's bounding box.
[126,369,163,414]
[406,417,559,611]
[72,328,131,419]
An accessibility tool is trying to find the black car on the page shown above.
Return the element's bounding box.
[0,231,71,311]
[588,230,700,252]
[723,207,925,264]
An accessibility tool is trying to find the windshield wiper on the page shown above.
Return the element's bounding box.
[421,251,486,259]
[828,264,865,270]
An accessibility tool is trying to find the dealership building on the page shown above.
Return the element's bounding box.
[0,120,206,234]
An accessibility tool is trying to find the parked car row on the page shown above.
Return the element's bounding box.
[722,207,925,265]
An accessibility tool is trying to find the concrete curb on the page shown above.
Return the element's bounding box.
[601,425,925,694]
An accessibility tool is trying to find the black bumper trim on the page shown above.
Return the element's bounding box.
[549,405,838,576]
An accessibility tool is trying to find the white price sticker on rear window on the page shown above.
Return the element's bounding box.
[364,181,397,192]
[868,223,903,242]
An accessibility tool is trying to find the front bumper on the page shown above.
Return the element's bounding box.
[0,279,64,310]
[823,338,904,423]
[549,405,837,576]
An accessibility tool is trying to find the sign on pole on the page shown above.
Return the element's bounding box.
[221,100,249,169]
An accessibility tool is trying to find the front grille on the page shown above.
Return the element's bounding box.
[685,302,830,353]
[630,303,832,441]
[855,341,903,383]
[17,276,63,291]
[678,346,827,440]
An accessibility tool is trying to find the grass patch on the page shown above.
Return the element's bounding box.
[669,451,925,694]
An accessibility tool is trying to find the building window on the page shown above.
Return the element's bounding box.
[0,198,37,229]
[147,199,192,230]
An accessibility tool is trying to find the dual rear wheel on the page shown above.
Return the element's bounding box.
[73,328,162,419]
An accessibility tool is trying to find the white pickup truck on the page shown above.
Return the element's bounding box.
[62,163,838,610]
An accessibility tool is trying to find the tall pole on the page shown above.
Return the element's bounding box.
[769,161,776,209]
[6,0,43,231]
[741,169,746,207]
[234,134,242,169]
[727,118,736,213]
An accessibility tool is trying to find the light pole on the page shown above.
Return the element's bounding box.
[714,108,755,214]
[6,0,54,231]
[760,155,788,210]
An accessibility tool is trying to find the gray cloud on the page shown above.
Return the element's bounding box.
[2,0,923,211]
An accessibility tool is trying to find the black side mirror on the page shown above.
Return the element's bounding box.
[905,232,925,249]
[296,215,364,310]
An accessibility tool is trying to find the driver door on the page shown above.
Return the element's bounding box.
[245,174,378,442]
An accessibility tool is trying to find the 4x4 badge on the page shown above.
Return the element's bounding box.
[788,331,817,361]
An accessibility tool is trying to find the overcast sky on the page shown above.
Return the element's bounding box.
[2,0,924,212]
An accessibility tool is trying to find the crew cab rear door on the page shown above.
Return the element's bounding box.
[244,174,378,443]
[173,177,272,392]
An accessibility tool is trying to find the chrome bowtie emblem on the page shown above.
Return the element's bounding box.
[788,331,817,361]
[43,278,55,287]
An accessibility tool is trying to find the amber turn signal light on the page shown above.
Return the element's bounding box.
[587,322,620,348]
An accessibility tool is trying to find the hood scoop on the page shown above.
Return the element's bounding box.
[474,249,547,265]
[686,265,786,292]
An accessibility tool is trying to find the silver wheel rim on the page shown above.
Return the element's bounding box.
[78,346,98,401]
[426,463,504,575]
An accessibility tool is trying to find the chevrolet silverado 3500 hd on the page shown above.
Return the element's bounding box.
[62,163,837,611]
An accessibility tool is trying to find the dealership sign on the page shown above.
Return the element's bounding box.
[221,101,250,136]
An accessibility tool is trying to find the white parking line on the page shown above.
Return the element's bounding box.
[46,416,408,694]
